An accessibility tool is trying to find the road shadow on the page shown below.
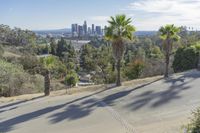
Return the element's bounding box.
[0,95,45,110]
[0,107,17,114]
[0,86,115,132]
[0,95,45,114]
[126,71,200,111]
[1,71,199,132]
[48,98,100,123]
[100,78,163,106]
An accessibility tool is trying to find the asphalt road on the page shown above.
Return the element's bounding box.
[1,70,200,133]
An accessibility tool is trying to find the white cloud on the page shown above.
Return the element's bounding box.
[125,0,200,30]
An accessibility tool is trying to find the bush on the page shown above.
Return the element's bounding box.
[40,56,67,79]
[125,59,145,80]
[19,54,41,74]
[185,107,200,133]
[64,71,79,87]
[173,46,199,72]
[141,58,165,77]
[22,74,44,93]
[0,59,44,97]
[0,44,4,58]
[0,59,24,96]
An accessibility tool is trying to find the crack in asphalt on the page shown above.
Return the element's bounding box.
[93,95,134,133]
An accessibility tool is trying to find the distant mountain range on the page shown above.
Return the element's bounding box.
[33,28,71,34]
[134,31,157,36]
[34,28,157,36]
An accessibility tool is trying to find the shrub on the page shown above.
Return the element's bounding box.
[64,71,79,87]
[141,58,165,77]
[0,59,25,96]
[22,74,44,93]
[40,56,67,79]
[0,44,4,58]
[184,107,200,133]
[125,59,145,80]
[19,54,41,74]
[0,59,44,96]
[173,46,199,72]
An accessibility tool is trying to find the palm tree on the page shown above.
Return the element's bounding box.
[105,14,136,86]
[40,56,55,96]
[159,24,180,78]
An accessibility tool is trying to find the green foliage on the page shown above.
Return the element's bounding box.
[0,24,36,46]
[0,60,24,96]
[184,107,200,133]
[34,44,50,55]
[159,24,180,41]
[191,42,200,51]
[149,45,164,58]
[173,46,199,72]
[159,24,181,77]
[0,45,4,58]
[0,59,44,96]
[80,44,97,72]
[19,54,41,74]
[80,44,116,84]
[64,71,79,87]
[106,14,136,41]
[50,38,57,55]
[40,56,66,79]
[93,45,115,83]
[125,59,145,80]
[106,14,136,86]
[56,37,75,58]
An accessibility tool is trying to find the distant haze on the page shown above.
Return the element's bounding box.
[2,0,199,30]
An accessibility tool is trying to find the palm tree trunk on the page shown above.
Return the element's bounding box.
[44,70,50,96]
[116,59,121,86]
[165,53,169,78]
[165,40,170,78]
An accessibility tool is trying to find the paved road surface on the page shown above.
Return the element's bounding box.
[1,70,200,133]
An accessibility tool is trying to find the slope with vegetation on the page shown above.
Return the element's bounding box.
[1,15,200,97]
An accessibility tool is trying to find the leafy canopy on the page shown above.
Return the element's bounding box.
[159,24,180,41]
[105,14,136,41]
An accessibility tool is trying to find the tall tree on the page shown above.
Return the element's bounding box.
[50,37,57,55]
[40,56,66,96]
[105,14,136,86]
[159,24,180,78]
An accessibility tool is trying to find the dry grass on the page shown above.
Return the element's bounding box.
[3,51,21,58]
[0,75,163,103]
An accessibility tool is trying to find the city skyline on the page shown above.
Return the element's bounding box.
[1,0,200,31]
[71,20,104,37]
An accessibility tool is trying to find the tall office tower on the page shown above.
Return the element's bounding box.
[88,27,91,35]
[95,26,102,36]
[78,25,84,37]
[92,24,95,34]
[71,24,76,36]
[74,24,78,33]
[83,21,87,35]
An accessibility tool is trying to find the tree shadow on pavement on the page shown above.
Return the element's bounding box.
[1,71,199,132]
[126,71,200,111]
[48,98,100,124]
[100,78,163,106]
[0,95,45,114]
[0,86,114,132]
[0,95,45,109]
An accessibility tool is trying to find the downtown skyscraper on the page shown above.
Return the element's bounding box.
[71,21,103,37]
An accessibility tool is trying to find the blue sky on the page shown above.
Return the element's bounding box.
[1,0,200,30]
